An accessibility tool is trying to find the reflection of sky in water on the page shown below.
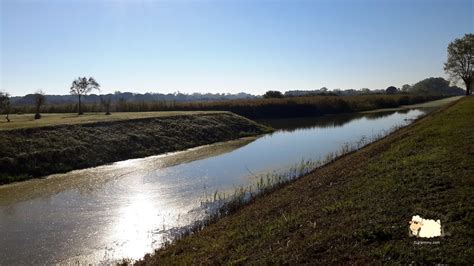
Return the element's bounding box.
[148,110,424,191]
[0,109,425,265]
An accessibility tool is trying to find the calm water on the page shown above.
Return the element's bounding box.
[0,109,428,264]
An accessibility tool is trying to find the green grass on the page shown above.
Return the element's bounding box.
[137,97,473,264]
[0,111,224,131]
[0,112,272,184]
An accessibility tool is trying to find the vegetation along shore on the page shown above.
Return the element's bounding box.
[0,112,272,185]
[150,94,445,119]
[7,94,445,119]
[136,96,473,264]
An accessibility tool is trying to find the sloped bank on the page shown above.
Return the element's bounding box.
[0,112,272,185]
[137,97,472,264]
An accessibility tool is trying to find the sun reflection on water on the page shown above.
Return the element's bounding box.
[105,186,195,262]
[109,193,161,259]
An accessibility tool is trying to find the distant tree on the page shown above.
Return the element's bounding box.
[0,92,11,122]
[33,90,46,119]
[70,77,100,115]
[401,84,411,92]
[444,33,473,96]
[409,77,465,95]
[385,86,399,94]
[100,95,112,115]
[263,90,284,99]
[320,87,328,92]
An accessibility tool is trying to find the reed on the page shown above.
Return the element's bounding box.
[10,94,443,119]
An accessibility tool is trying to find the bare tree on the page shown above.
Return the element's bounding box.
[34,90,46,119]
[70,77,100,115]
[100,95,112,115]
[0,92,11,122]
[444,33,473,96]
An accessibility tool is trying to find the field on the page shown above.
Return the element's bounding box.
[0,111,224,131]
[138,97,473,264]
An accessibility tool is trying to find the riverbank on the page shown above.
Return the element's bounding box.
[138,97,473,264]
[0,112,272,185]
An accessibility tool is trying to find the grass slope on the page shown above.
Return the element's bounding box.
[0,111,223,131]
[139,97,473,264]
[0,112,271,184]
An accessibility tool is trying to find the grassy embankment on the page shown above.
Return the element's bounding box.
[0,112,272,185]
[0,111,222,131]
[11,94,444,119]
[138,97,473,264]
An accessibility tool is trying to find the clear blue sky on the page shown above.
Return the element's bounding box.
[1,0,473,96]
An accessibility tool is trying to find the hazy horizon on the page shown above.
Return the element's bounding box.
[1,0,473,96]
